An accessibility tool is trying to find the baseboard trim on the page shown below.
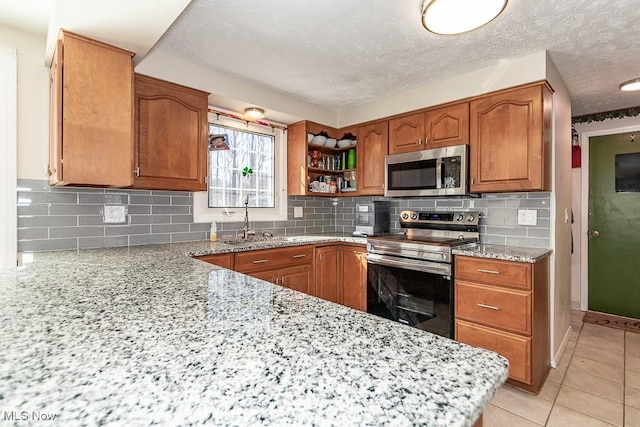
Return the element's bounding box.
[551,325,572,368]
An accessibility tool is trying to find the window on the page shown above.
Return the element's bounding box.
[193,112,287,224]
[208,124,275,208]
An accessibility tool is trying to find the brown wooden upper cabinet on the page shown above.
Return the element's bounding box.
[49,30,134,187]
[357,120,388,195]
[388,112,425,154]
[133,74,209,191]
[424,102,469,149]
[388,102,469,155]
[470,83,552,193]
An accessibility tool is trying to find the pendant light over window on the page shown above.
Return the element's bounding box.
[244,107,265,120]
[422,0,508,35]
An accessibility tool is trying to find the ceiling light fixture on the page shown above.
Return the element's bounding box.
[620,78,640,92]
[422,0,508,35]
[244,107,265,120]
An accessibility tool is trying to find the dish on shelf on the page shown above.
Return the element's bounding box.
[325,138,337,148]
[337,139,352,148]
[307,133,314,143]
[311,135,327,145]
[350,139,357,146]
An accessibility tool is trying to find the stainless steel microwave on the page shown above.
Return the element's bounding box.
[384,145,469,197]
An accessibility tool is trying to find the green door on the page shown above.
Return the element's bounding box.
[588,132,640,319]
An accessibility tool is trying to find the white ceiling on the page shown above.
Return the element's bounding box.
[1,0,640,118]
[153,0,640,117]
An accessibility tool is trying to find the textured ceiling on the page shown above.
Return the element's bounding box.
[154,0,640,116]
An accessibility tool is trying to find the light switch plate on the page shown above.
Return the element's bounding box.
[293,206,304,218]
[517,209,537,226]
[104,205,127,223]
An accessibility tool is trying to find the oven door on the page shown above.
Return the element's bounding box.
[367,253,453,338]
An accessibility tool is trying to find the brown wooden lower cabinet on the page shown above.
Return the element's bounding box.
[456,319,532,384]
[340,244,367,311]
[455,255,549,393]
[194,253,233,269]
[195,243,366,309]
[315,245,341,303]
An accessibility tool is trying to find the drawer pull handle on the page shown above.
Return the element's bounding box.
[477,303,500,311]
[252,259,269,264]
[292,254,306,258]
[477,268,500,274]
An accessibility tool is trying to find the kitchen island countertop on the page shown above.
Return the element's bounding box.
[1,242,508,426]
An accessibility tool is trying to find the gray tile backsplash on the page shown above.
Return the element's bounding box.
[16,179,550,251]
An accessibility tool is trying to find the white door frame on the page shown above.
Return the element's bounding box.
[580,123,640,310]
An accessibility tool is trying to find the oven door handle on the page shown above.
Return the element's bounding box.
[368,244,447,260]
[366,253,451,275]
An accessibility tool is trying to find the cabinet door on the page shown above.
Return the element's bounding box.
[52,31,134,187]
[286,121,309,196]
[425,102,469,149]
[340,245,367,311]
[279,264,313,295]
[315,246,341,303]
[470,84,551,193]
[250,269,278,284]
[388,113,425,154]
[134,74,209,191]
[357,121,388,195]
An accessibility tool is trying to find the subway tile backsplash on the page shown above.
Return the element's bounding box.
[16,179,550,252]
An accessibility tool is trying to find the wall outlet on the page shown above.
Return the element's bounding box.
[517,209,537,226]
[293,206,303,218]
[104,205,127,224]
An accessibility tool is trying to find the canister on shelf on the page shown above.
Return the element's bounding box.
[347,148,356,169]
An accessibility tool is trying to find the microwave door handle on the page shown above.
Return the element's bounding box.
[436,158,443,189]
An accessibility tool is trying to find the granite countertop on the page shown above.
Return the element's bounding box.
[184,233,367,257]
[1,239,508,426]
[453,243,552,263]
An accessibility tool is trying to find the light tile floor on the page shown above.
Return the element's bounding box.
[485,310,640,426]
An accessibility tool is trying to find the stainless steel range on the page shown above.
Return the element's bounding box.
[366,210,479,338]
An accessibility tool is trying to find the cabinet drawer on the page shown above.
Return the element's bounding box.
[234,245,313,273]
[456,319,531,384]
[456,281,531,335]
[456,256,531,290]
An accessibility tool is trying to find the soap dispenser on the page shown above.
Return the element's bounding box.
[210,221,217,241]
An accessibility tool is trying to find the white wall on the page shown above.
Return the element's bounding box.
[135,50,338,128]
[545,55,572,365]
[338,51,548,127]
[0,25,48,180]
[0,44,17,268]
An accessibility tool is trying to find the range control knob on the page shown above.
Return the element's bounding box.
[411,212,418,220]
[456,214,464,221]
[401,212,410,220]
[466,214,475,222]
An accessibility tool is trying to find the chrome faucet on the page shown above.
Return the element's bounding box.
[243,195,255,239]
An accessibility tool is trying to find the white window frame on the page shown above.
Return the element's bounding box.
[194,110,288,223]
